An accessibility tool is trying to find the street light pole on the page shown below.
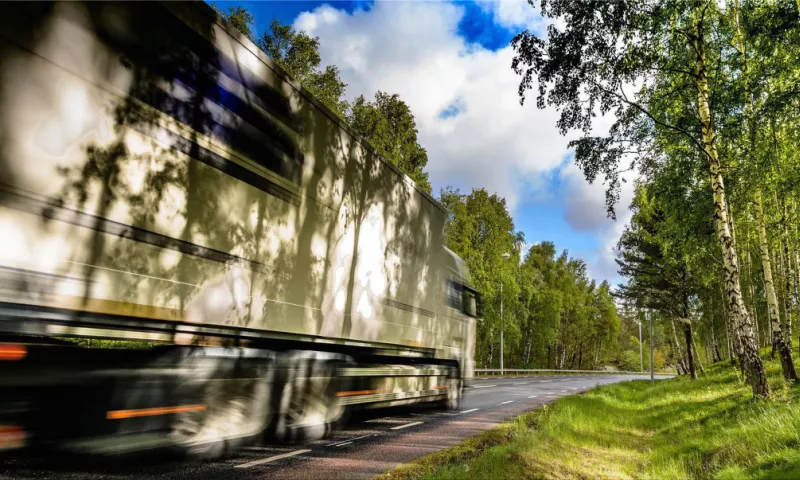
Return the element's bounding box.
[638,319,643,373]
[649,309,654,385]
[500,282,504,376]
[500,252,510,375]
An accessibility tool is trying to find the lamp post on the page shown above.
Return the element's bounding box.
[649,309,654,385]
[500,282,504,375]
[633,318,643,373]
[500,252,510,375]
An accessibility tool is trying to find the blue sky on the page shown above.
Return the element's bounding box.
[208,1,627,285]
[212,1,518,51]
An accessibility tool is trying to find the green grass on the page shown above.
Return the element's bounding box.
[380,351,800,480]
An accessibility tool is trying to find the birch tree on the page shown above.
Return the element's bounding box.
[512,0,771,397]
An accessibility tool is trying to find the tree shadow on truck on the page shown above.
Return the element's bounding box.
[0,0,467,460]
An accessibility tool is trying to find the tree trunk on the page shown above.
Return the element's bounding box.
[568,350,578,370]
[746,247,762,347]
[547,344,552,369]
[692,330,706,376]
[775,219,789,345]
[682,321,697,380]
[755,188,797,382]
[668,338,682,375]
[720,284,738,364]
[486,330,494,369]
[670,318,689,375]
[523,330,532,367]
[711,324,722,363]
[595,340,601,370]
[695,7,770,397]
[750,276,762,347]
[782,202,794,351]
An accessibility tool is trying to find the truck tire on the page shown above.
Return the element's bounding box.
[169,348,274,459]
[270,351,351,443]
[437,367,463,411]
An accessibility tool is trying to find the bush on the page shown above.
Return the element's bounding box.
[653,350,666,370]
[617,350,642,372]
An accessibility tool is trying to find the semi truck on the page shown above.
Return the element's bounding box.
[0,1,478,458]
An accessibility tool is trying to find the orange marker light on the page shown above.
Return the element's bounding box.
[0,344,26,361]
[106,404,206,420]
[0,426,25,450]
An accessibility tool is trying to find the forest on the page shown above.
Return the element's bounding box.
[512,0,800,398]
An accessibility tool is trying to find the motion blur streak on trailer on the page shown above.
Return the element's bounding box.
[0,1,477,458]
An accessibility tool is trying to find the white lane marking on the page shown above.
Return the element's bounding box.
[499,400,514,405]
[327,434,371,447]
[391,421,423,430]
[561,390,568,393]
[571,387,578,390]
[235,449,311,468]
[528,395,538,399]
[336,441,353,447]
[472,385,498,389]
[539,380,551,383]
[512,382,529,385]
[460,408,479,414]
[366,418,409,424]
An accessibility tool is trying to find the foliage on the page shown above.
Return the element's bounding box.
[441,187,625,370]
[256,19,350,118]
[212,5,437,197]
[440,187,522,366]
[348,92,432,192]
[653,350,666,370]
[384,350,800,480]
[512,0,800,398]
[618,350,642,372]
[210,3,255,40]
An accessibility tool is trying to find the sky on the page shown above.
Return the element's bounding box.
[209,0,636,286]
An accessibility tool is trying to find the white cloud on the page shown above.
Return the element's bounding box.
[295,1,570,210]
[476,0,551,32]
[294,1,631,283]
[558,163,638,284]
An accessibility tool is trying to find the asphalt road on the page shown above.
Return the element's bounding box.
[2,374,654,480]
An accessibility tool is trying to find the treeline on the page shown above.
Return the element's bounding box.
[440,188,622,370]
[213,4,635,371]
[512,0,800,398]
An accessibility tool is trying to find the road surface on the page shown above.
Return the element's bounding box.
[1,374,655,479]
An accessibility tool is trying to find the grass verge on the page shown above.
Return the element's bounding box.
[379,351,800,479]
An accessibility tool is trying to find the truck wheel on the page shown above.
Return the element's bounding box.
[170,350,274,459]
[440,377,463,411]
[270,351,350,443]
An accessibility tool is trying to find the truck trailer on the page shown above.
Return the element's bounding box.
[0,1,478,458]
